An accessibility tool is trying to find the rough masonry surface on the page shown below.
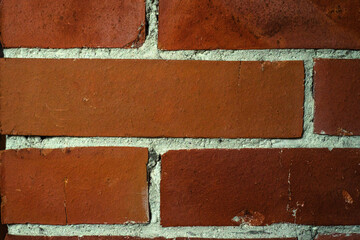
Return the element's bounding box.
[1,0,360,239]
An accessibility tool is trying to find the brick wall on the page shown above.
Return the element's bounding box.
[0,1,360,240]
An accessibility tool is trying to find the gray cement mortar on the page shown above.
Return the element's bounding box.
[4,0,360,239]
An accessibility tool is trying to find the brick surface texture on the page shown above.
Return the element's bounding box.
[0,59,304,138]
[314,59,360,136]
[0,0,145,48]
[161,149,360,226]
[159,0,360,50]
[1,147,149,225]
[1,0,360,239]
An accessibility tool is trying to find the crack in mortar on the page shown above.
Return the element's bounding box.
[3,0,360,239]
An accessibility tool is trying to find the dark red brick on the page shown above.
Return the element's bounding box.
[285,149,360,225]
[1,147,149,225]
[161,149,292,226]
[0,0,145,48]
[161,149,360,226]
[158,0,360,50]
[0,59,304,138]
[314,59,360,136]
[316,234,360,240]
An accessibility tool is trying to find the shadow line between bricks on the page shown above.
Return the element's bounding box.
[0,135,7,240]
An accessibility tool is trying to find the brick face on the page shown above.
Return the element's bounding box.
[1,147,149,225]
[161,149,360,226]
[314,59,360,136]
[285,149,360,225]
[0,0,145,48]
[158,0,360,50]
[161,149,292,226]
[0,59,304,138]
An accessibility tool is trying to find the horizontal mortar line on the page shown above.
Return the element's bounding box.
[6,136,360,154]
[7,224,360,238]
[3,48,360,60]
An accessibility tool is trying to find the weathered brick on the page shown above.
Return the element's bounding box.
[0,59,304,138]
[158,0,360,50]
[316,234,360,240]
[285,149,360,225]
[0,0,145,48]
[1,147,149,225]
[314,59,360,136]
[161,149,360,226]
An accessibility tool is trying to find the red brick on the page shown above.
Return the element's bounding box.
[1,147,149,225]
[316,234,360,240]
[314,59,360,136]
[0,0,145,48]
[285,149,360,225]
[158,0,360,50]
[161,149,292,226]
[161,148,360,226]
[0,59,304,138]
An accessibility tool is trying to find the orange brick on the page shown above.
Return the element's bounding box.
[0,59,304,138]
[1,147,149,225]
[0,0,145,48]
